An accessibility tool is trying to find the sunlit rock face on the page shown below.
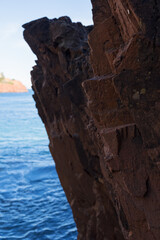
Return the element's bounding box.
[23,0,160,239]
[0,79,27,92]
[86,1,160,239]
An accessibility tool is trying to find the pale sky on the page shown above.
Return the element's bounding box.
[0,0,93,88]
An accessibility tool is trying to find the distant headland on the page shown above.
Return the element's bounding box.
[0,73,28,93]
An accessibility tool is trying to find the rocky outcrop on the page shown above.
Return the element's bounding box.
[86,1,160,239]
[23,1,160,239]
[23,17,123,240]
[0,79,27,92]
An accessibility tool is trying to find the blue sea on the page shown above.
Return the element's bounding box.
[0,90,77,240]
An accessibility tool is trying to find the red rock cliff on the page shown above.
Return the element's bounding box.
[0,79,27,93]
[23,1,160,239]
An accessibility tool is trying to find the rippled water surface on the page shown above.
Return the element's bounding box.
[0,90,77,239]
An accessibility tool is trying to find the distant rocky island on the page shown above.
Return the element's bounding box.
[0,73,27,93]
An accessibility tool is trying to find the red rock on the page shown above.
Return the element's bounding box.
[23,1,160,239]
[0,79,27,93]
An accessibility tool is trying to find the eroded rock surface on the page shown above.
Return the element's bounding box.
[23,1,160,239]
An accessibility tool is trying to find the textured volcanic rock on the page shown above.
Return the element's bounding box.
[23,1,160,239]
[85,0,160,239]
[23,17,124,240]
